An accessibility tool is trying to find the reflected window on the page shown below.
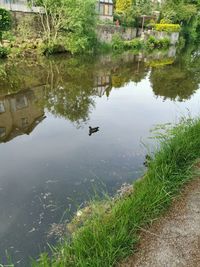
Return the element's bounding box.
[96,75,111,86]
[21,117,29,128]
[16,96,28,110]
[0,101,5,113]
[0,127,6,138]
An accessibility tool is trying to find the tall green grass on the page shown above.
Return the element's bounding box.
[33,118,200,267]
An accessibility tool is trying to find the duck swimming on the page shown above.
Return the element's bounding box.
[89,126,99,136]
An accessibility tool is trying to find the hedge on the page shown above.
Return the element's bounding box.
[155,24,181,33]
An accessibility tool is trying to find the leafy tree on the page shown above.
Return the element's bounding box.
[116,0,132,13]
[115,0,154,26]
[115,0,136,26]
[160,0,200,41]
[162,1,197,23]
[36,0,97,54]
[134,0,153,15]
[150,45,200,101]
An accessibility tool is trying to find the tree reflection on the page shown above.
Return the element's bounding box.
[0,53,149,128]
[150,45,200,101]
[0,45,199,133]
[41,59,96,127]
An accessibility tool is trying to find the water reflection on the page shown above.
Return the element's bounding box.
[0,45,199,266]
[0,46,199,135]
[0,88,45,143]
[150,47,200,101]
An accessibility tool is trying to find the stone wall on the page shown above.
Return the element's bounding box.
[7,11,180,45]
[96,25,179,45]
[11,11,43,38]
[97,24,137,43]
[143,29,180,45]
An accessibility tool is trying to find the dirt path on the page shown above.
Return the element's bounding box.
[119,177,200,267]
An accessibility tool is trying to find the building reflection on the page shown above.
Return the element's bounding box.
[0,87,45,143]
[94,74,111,97]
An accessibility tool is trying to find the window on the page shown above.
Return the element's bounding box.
[98,1,113,16]
[15,96,28,110]
[104,4,109,15]
[0,127,6,138]
[109,5,113,16]
[0,101,5,113]
[100,3,104,15]
[21,117,29,128]
[96,75,110,86]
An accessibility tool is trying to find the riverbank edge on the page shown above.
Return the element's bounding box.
[118,167,200,266]
[33,117,200,267]
[1,34,172,60]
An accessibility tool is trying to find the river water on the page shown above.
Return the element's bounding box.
[0,45,199,266]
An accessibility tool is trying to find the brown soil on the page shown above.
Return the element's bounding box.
[119,177,200,267]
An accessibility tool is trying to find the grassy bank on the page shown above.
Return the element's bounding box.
[33,117,200,267]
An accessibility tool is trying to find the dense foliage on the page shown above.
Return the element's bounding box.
[116,0,132,13]
[36,0,97,54]
[115,0,155,26]
[161,0,200,41]
[155,23,181,32]
[115,0,199,41]
[0,46,9,58]
[145,36,170,50]
[111,34,170,52]
[0,8,12,42]
[161,0,198,23]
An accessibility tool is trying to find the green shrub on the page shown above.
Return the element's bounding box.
[39,41,66,56]
[0,46,9,58]
[35,0,97,55]
[146,58,174,68]
[177,36,186,51]
[146,19,156,29]
[158,37,170,48]
[111,34,124,51]
[160,18,172,24]
[155,23,181,32]
[2,31,15,42]
[0,8,12,41]
[146,36,170,50]
[97,42,112,53]
[124,38,144,50]
[146,35,159,50]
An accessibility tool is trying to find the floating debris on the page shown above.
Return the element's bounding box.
[76,210,83,217]
[115,183,134,199]
[28,227,36,233]
[47,223,67,239]
[45,180,59,184]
